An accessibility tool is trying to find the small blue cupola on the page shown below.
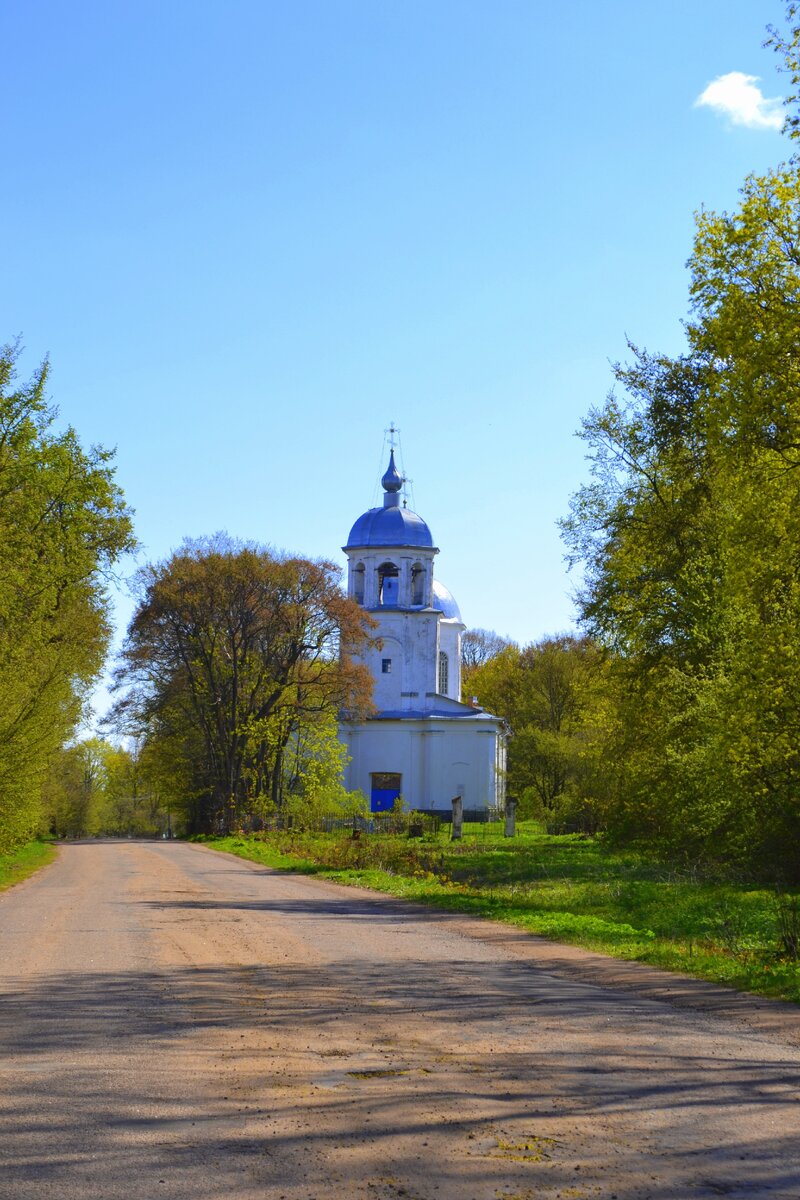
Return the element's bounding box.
[381,450,403,507]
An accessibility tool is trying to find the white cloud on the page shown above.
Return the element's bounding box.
[695,71,783,130]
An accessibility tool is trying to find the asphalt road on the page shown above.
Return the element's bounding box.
[1,840,800,1200]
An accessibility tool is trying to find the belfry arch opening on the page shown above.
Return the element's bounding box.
[352,562,365,604]
[377,561,399,606]
[411,562,426,606]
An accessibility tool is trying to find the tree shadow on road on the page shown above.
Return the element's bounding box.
[2,955,800,1200]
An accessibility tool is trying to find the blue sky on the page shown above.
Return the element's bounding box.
[1,1,790,720]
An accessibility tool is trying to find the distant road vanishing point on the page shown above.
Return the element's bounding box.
[1,840,800,1200]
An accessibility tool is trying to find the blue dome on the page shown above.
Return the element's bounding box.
[432,579,462,621]
[346,505,434,549]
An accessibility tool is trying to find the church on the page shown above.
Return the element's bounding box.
[339,448,507,814]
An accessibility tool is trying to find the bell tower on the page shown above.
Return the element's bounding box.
[344,448,441,711]
[339,440,505,814]
[345,449,437,611]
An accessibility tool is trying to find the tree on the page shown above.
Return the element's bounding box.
[280,709,368,827]
[0,343,134,851]
[44,739,110,839]
[102,741,172,836]
[560,15,800,875]
[113,536,374,833]
[461,628,515,682]
[469,636,607,829]
[43,738,172,838]
[767,5,800,141]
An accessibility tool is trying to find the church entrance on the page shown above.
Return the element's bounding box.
[370,772,402,812]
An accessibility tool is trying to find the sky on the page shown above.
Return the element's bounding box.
[1,1,791,725]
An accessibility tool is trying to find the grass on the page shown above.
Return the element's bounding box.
[0,839,57,892]
[200,821,800,1005]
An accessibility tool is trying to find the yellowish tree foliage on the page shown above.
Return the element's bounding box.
[0,344,133,851]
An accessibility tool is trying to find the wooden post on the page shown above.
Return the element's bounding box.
[451,795,463,841]
[504,797,517,838]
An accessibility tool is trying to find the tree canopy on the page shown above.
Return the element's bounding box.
[461,628,515,675]
[561,14,800,878]
[468,635,607,829]
[0,343,134,851]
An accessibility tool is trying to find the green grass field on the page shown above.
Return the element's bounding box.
[204,822,800,1005]
[0,839,56,892]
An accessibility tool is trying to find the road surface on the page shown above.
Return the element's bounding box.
[1,840,800,1200]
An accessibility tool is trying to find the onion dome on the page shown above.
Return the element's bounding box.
[381,449,403,494]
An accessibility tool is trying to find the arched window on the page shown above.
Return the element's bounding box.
[411,562,425,606]
[352,562,365,605]
[377,561,399,606]
[438,651,449,695]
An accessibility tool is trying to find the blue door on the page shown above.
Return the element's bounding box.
[370,772,402,813]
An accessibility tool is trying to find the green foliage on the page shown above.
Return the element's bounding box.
[558,15,800,881]
[0,343,134,852]
[767,5,800,141]
[208,823,800,1003]
[461,627,515,683]
[281,711,368,827]
[102,741,167,835]
[45,739,108,838]
[42,738,172,837]
[468,636,609,832]
[774,890,800,958]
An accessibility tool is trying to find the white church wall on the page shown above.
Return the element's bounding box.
[425,724,502,809]
[370,635,404,708]
[362,610,439,710]
[341,716,505,811]
[342,723,426,807]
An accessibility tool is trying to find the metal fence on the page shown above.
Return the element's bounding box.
[319,807,503,835]
[229,806,503,837]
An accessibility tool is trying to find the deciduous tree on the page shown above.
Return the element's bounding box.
[561,16,800,875]
[113,536,373,833]
[469,636,607,829]
[461,628,514,674]
[0,343,133,851]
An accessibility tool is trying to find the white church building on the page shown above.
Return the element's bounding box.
[339,449,507,814]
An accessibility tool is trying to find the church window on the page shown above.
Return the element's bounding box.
[377,561,399,606]
[352,562,365,604]
[438,651,449,695]
[382,658,392,674]
[411,562,425,605]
